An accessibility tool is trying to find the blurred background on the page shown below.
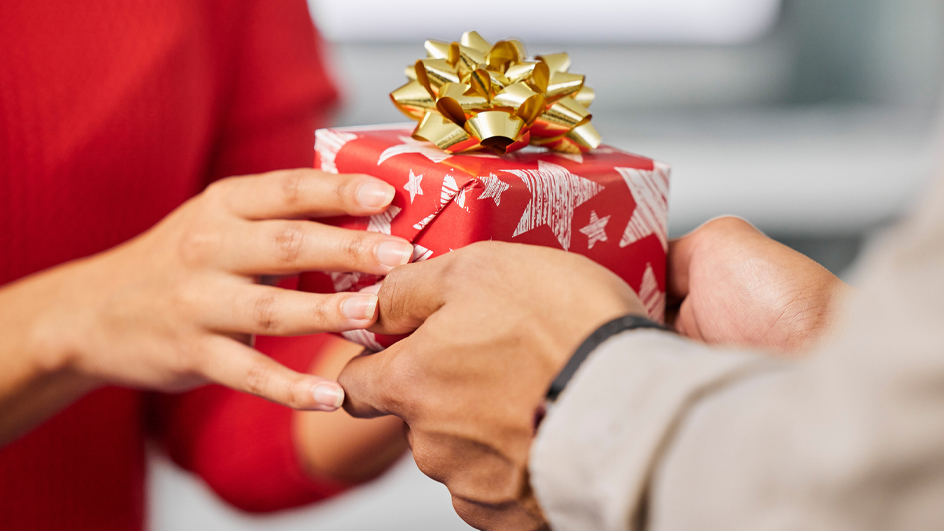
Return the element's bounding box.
[150,0,944,529]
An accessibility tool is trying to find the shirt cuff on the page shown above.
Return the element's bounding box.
[529,330,774,531]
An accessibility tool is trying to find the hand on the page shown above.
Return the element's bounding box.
[338,242,645,531]
[294,338,408,485]
[5,168,414,420]
[667,217,850,353]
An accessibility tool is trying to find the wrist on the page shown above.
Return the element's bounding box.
[805,277,853,349]
[12,261,100,382]
[547,314,670,402]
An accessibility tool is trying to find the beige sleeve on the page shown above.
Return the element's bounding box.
[531,174,944,531]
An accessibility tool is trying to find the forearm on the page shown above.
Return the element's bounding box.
[0,260,100,446]
[533,257,944,530]
[530,331,776,531]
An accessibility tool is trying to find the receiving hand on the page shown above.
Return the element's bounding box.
[667,217,850,353]
[338,242,645,530]
[16,168,413,411]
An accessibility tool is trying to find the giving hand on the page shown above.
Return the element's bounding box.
[1,168,414,444]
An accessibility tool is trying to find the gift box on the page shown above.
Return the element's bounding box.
[299,124,670,351]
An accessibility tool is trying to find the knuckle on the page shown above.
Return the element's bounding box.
[410,437,445,482]
[378,271,410,318]
[177,230,220,266]
[307,294,341,328]
[170,340,206,381]
[251,293,281,333]
[333,175,357,208]
[451,498,481,526]
[704,216,755,235]
[273,222,306,264]
[283,379,309,409]
[243,361,272,398]
[339,233,373,265]
[168,280,198,314]
[202,179,229,205]
[200,178,241,215]
[279,169,306,208]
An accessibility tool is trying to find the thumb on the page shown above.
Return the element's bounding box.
[337,343,407,419]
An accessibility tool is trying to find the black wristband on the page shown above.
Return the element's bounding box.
[546,314,671,402]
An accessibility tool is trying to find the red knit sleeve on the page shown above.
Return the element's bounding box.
[149,0,349,513]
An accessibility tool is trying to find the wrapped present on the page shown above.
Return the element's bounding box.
[299,124,670,351]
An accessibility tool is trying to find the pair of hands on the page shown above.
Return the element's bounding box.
[2,168,413,444]
[339,217,849,531]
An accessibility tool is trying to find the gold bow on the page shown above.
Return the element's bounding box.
[390,31,601,155]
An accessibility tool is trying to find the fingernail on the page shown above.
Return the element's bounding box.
[312,383,345,410]
[375,240,413,269]
[359,282,383,295]
[342,293,378,321]
[356,180,395,209]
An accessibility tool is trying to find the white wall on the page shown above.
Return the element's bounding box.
[309,0,781,44]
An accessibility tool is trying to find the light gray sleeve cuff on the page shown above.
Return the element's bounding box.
[529,330,778,531]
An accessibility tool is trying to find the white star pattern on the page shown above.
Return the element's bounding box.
[441,175,460,206]
[477,173,510,206]
[454,186,468,208]
[315,129,359,174]
[579,210,611,249]
[378,136,453,166]
[617,162,670,251]
[413,175,472,230]
[413,213,436,231]
[329,271,374,293]
[411,244,434,262]
[637,262,666,322]
[503,160,604,251]
[403,169,424,203]
[367,205,401,235]
[341,329,384,352]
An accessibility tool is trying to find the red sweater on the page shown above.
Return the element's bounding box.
[0,1,346,528]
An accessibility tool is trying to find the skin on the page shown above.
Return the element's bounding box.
[341,242,645,530]
[667,216,850,353]
[339,219,851,530]
[0,168,415,449]
[295,337,408,483]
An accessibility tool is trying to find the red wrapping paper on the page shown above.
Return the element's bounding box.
[299,124,670,350]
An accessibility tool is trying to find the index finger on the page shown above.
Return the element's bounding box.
[211,168,396,220]
[370,258,450,336]
[666,235,693,301]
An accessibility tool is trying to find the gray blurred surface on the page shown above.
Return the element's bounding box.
[148,452,474,531]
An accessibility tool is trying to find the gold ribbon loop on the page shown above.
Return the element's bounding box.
[537,53,572,74]
[390,31,602,154]
[546,72,585,101]
[390,80,436,119]
[461,31,492,54]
